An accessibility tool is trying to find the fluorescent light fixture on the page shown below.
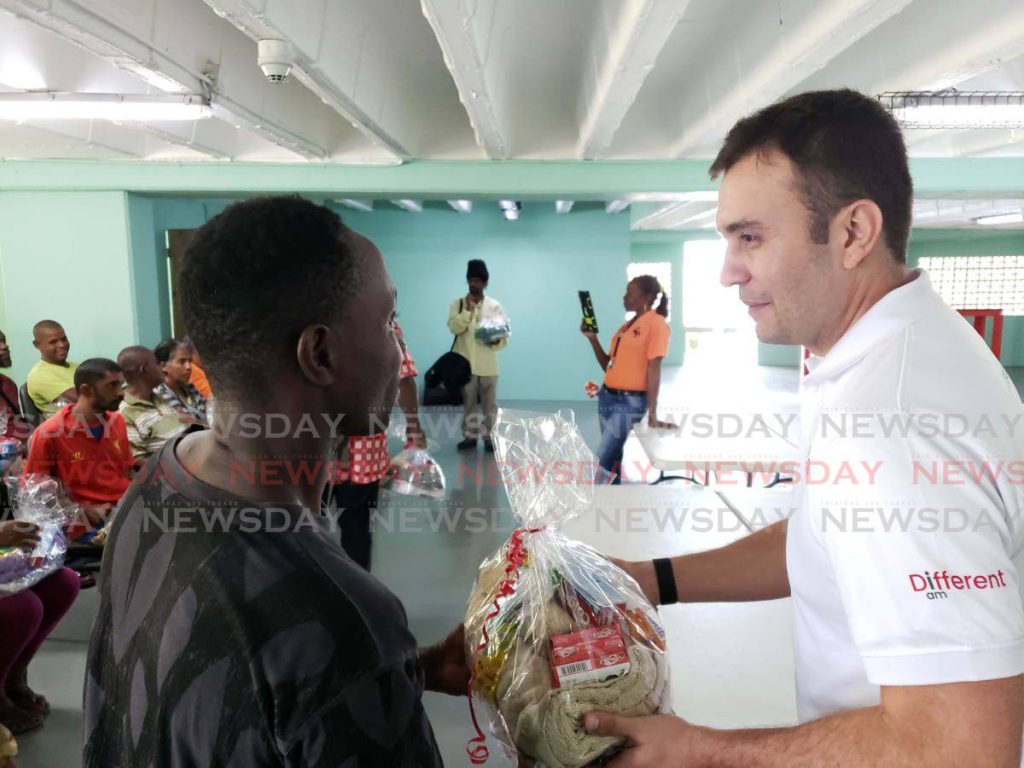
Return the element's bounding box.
[111,59,190,94]
[448,200,472,213]
[0,92,211,121]
[605,200,630,215]
[0,58,46,90]
[499,200,521,221]
[555,200,574,214]
[336,199,373,212]
[391,199,423,213]
[878,91,1024,129]
[974,211,1024,226]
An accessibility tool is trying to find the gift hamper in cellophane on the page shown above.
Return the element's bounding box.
[464,410,671,768]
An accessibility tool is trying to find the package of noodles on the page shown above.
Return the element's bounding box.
[464,410,671,768]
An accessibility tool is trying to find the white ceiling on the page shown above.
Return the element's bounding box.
[1,0,1023,227]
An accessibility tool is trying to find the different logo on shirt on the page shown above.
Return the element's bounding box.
[908,569,1008,600]
[71,450,84,462]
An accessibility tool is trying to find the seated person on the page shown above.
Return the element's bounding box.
[23,358,133,542]
[84,196,464,766]
[153,339,208,426]
[184,336,213,400]
[1,330,32,519]
[26,321,78,419]
[116,346,190,462]
[0,520,80,734]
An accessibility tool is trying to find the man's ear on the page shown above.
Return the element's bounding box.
[296,325,336,386]
[836,199,885,270]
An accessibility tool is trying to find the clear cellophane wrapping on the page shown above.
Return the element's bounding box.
[464,410,671,768]
[0,472,72,596]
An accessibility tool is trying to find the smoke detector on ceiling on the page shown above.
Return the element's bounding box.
[257,39,294,84]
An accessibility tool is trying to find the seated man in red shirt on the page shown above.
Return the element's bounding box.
[24,358,133,542]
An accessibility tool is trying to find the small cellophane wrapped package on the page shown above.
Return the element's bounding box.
[475,309,511,344]
[464,411,671,768]
[0,474,72,596]
[381,447,447,500]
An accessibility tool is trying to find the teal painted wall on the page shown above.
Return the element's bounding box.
[0,191,140,386]
[142,198,630,401]
[125,194,167,346]
[339,202,630,401]
[909,229,1024,367]
[629,240,684,365]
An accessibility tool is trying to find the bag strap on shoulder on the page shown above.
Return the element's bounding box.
[450,298,463,351]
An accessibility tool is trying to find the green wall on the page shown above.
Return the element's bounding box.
[1,186,1021,398]
[339,202,630,401]
[0,191,141,386]
[629,240,684,365]
[136,198,630,401]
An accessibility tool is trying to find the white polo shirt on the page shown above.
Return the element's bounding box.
[789,270,1024,725]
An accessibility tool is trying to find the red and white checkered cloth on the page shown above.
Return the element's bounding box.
[332,433,390,485]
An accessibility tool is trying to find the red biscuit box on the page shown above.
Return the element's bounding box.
[550,626,631,688]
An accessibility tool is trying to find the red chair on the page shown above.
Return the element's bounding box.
[958,309,1003,360]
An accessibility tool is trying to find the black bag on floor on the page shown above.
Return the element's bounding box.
[423,300,471,406]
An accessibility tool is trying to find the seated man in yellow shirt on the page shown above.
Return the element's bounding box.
[26,320,79,418]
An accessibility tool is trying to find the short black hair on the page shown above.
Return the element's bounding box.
[709,89,912,263]
[74,358,121,391]
[180,196,360,396]
[33,319,64,335]
[153,338,188,365]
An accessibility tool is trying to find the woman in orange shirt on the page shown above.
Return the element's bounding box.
[581,275,670,483]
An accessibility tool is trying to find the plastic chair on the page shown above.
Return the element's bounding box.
[18,383,42,428]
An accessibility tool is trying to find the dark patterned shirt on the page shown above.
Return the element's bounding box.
[154,382,208,426]
[84,437,443,767]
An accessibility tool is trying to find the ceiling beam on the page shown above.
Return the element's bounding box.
[877,3,1024,92]
[577,0,689,159]
[0,0,338,159]
[605,200,630,214]
[670,0,913,157]
[15,120,142,158]
[555,200,574,214]
[448,200,472,213]
[202,0,409,160]
[420,0,508,159]
[795,1,1024,99]
[391,199,423,212]
[336,199,374,212]
[633,200,717,229]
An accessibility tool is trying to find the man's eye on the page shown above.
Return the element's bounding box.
[740,233,759,245]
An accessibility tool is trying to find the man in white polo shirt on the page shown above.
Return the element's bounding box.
[595,89,1024,765]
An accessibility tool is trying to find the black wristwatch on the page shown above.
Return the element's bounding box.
[653,557,678,605]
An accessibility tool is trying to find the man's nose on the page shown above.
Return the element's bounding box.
[720,246,750,288]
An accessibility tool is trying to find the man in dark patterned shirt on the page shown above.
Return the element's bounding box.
[84,197,466,766]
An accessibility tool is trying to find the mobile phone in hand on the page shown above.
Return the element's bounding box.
[579,290,599,333]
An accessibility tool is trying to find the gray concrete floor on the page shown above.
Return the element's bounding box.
[11,365,1024,767]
